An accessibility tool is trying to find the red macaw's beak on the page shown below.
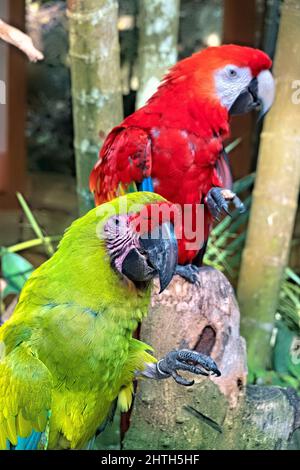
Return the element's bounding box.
[121,222,178,293]
[230,70,275,118]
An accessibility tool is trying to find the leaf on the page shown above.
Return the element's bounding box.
[232,173,255,193]
[273,322,300,382]
[1,252,34,294]
[16,192,54,256]
[285,267,300,287]
[277,268,300,332]
[225,137,242,155]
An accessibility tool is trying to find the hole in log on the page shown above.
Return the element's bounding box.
[237,378,243,391]
[194,325,216,355]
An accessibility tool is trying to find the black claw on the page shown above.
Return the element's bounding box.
[206,187,244,220]
[172,370,194,386]
[206,194,221,219]
[157,349,221,386]
[223,205,231,216]
[175,361,209,376]
[175,265,200,284]
[232,195,246,213]
[176,350,220,376]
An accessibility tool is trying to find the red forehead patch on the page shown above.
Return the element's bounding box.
[129,202,180,235]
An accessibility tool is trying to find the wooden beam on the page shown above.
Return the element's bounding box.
[223,0,257,45]
[222,0,263,180]
[0,0,26,209]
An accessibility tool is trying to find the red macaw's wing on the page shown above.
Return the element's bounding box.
[90,126,152,205]
[214,150,233,190]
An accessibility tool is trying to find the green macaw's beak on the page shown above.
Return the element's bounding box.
[122,222,178,293]
[142,222,178,293]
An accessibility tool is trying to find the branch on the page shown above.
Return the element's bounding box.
[0,18,43,62]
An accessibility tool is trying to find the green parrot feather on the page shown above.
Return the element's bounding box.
[0,192,165,450]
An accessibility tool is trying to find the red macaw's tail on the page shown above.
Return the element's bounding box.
[89,127,121,205]
[89,158,117,206]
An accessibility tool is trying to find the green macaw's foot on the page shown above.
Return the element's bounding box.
[157,349,221,386]
[175,264,200,284]
[206,187,245,220]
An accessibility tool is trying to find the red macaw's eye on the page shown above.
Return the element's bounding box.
[227,68,238,78]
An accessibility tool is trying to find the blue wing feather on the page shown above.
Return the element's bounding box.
[16,431,42,450]
[84,436,96,450]
[7,430,42,451]
[139,177,154,192]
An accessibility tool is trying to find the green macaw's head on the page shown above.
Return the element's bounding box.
[96,192,178,292]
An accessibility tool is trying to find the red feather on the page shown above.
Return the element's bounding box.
[90,45,272,264]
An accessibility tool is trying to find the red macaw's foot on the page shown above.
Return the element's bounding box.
[206,187,245,220]
[175,265,215,284]
[156,349,221,386]
[175,264,200,284]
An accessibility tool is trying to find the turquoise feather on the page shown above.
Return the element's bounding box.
[140,177,154,192]
[7,430,42,450]
[15,431,42,450]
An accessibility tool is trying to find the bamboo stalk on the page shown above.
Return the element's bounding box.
[238,0,300,372]
[135,0,180,109]
[67,0,123,214]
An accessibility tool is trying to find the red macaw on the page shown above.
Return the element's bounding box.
[90,45,275,282]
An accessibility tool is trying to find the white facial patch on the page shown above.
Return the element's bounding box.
[214,65,253,110]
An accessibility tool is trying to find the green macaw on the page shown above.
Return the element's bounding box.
[0,192,220,450]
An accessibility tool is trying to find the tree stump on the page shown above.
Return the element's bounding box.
[124,268,300,450]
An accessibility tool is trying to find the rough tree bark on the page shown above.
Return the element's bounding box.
[67,0,123,214]
[135,0,180,109]
[124,269,300,450]
[237,0,300,372]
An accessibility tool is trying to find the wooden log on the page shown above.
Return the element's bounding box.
[0,1,27,209]
[124,268,300,450]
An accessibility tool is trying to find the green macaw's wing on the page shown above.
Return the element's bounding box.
[0,341,52,450]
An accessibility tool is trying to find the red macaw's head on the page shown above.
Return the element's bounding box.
[103,202,179,293]
[168,44,275,117]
